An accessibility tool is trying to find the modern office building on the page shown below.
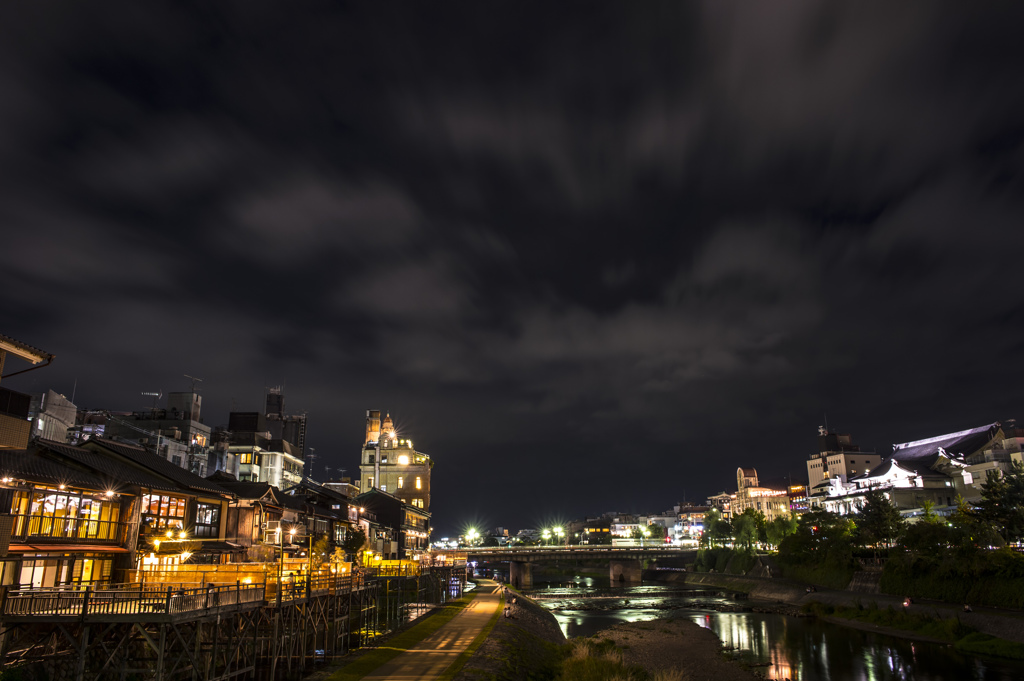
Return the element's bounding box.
[102,392,212,476]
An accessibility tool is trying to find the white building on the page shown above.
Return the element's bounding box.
[811,422,1010,516]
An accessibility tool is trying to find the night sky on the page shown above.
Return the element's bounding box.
[2,3,1023,537]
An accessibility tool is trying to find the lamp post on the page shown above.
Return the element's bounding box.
[553,526,565,547]
[541,529,551,546]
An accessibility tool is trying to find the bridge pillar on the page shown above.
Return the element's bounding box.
[609,559,642,585]
[509,561,533,589]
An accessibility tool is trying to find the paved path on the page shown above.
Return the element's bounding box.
[360,579,503,681]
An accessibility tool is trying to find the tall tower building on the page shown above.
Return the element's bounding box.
[359,410,432,512]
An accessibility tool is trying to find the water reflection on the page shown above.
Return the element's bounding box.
[526,582,1024,681]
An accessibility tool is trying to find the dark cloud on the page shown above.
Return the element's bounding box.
[2,2,1023,535]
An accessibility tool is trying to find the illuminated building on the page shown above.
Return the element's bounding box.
[813,421,1014,516]
[806,427,880,491]
[706,492,734,520]
[359,411,431,513]
[733,468,790,522]
[0,438,232,587]
[354,488,430,559]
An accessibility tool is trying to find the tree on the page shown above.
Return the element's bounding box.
[481,535,499,547]
[778,509,856,570]
[310,534,331,572]
[343,527,367,560]
[977,460,1024,544]
[646,524,668,542]
[732,509,762,551]
[765,513,798,550]
[855,489,905,549]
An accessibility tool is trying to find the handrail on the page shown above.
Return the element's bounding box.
[8,514,125,543]
[2,582,266,618]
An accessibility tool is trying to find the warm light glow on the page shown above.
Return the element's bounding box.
[153,539,161,549]
[59,484,66,490]
[1,477,11,484]
[398,454,410,465]
[179,530,187,539]
[243,577,252,584]
[180,551,192,561]
[166,530,174,539]
[290,527,297,536]
[105,490,114,497]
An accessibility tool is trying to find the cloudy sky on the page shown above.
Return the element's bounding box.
[2,3,1022,535]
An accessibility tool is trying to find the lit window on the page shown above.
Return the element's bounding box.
[368,476,375,488]
[381,485,387,492]
[398,477,404,488]
[415,477,422,490]
[398,454,409,465]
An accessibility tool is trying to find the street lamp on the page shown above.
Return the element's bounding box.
[542,529,551,546]
[553,526,565,547]
[466,528,479,547]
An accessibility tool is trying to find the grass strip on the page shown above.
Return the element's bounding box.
[436,593,503,681]
[327,593,478,681]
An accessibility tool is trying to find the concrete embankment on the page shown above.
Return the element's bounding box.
[452,589,565,681]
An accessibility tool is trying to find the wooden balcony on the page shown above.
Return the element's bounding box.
[9,514,125,544]
[1,582,266,622]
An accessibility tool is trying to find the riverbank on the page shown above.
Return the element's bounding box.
[593,619,762,681]
[451,588,565,681]
[669,571,1024,646]
[452,588,764,681]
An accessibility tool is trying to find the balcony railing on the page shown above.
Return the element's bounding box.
[2,582,266,618]
[9,514,125,543]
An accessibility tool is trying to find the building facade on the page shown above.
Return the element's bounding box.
[733,468,790,522]
[358,411,432,512]
[806,427,880,491]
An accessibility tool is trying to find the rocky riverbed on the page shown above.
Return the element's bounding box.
[452,589,764,681]
[594,619,765,681]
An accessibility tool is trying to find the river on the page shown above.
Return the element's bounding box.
[523,579,1024,681]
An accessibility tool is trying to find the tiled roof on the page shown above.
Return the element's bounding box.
[37,440,173,490]
[864,422,1002,480]
[0,448,108,491]
[87,438,230,497]
[214,481,280,503]
[891,422,1000,462]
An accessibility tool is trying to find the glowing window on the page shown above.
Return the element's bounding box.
[398,454,409,465]
[398,477,404,488]
[415,477,422,490]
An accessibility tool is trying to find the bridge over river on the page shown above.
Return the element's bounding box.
[463,546,698,587]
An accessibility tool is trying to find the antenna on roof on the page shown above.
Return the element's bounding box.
[306,447,317,479]
[141,391,162,409]
[184,374,203,392]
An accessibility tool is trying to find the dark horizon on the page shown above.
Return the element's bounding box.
[2,3,1023,537]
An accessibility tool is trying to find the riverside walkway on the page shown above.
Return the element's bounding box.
[356,579,503,681]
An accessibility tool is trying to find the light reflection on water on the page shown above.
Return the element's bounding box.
[526,581,1024,681]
